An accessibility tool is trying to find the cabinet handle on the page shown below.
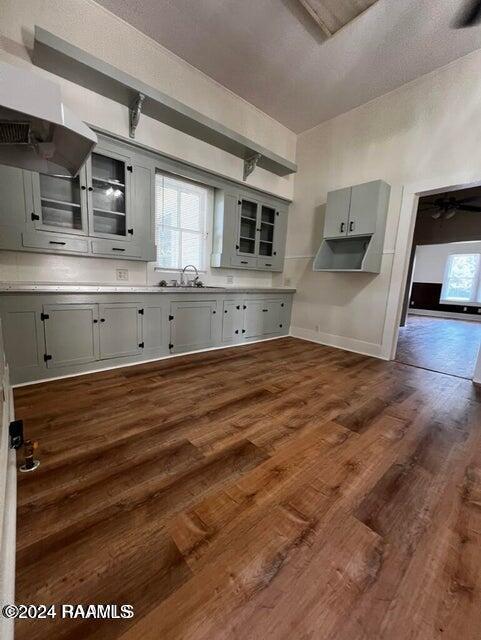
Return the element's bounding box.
[100,318,105,323]
[242,329,246,333]
[273,251,277,256]
[264,263,272,267]
[349,220,355,232]
[262,309,268,313]
[112,247,125,252]
[88,186,93,192]
[212,310,216,314]
[236,305,241,310]
[235,329,239,334]
[49,241,66,246]
[93,319,98,324]
[240,261,248,264]
[340,222,345,233]
[224,309,228,314]
[243,305,247,310]
[81,185,86,191]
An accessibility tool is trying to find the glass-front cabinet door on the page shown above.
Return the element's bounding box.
[87,149,132,240]
[259,205,275,257]
[31,169,88,235]
[237,197,258,256]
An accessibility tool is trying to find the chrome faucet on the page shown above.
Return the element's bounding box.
[180,264,199,286]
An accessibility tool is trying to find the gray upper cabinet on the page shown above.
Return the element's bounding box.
[170,300,217,353]
[87,143,133,241]
[0,133,156,261]
[323,181,389,240]
[0,166,32,228]
[98,302,142,359]
[323,187,351,239]
[43,304,99,367]
[212,189,289,273]
[315,180,391,273]
[30,168,89,235]
[348,181,387,237]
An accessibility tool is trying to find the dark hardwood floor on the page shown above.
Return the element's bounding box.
[396,314,481,379]
[13,337,481,640]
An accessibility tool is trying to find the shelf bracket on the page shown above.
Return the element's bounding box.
[243,152,262,181]
[129,92,145,139]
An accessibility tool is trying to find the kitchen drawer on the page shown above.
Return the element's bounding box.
[22,232,88,253]
[257,258,282,271]
[231,255,257,268]
[91,240,142,258]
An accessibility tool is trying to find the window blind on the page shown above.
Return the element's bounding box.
[155,173,210,271]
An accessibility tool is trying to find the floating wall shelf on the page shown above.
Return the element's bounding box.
[33,27,297,180]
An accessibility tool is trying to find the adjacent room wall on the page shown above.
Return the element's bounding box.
[0,0,296,287]
[413,241,481,284]
[276,46,481,357]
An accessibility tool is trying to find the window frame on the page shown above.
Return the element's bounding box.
[154,172,212,273]
[440,252,481,305]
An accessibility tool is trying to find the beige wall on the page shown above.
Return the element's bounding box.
[0,0,296,287]
[276,47,481,356]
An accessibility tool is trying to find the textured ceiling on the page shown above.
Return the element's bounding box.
[95,0,481,133]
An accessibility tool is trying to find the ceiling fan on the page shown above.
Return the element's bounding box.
[420,196,481,220]
[455,0,481,27]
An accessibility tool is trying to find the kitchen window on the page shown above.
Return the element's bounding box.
[155,173,212,271]
[440,253,481,304]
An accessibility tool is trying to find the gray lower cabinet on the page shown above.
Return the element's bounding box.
[142,303,165,354]
[170,300,218,353]
[99,303,142,359]
[43,304,99,367]
[243,299,285,338]
[222,300,243,343]
[0,291,293,384]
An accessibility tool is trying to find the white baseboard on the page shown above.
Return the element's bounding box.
[409,309,481,323]
[290,326,386,360]
[12,334,288,388]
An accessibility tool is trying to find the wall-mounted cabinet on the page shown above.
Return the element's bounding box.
[0,134,156,262]
[211,190,288,272]
[314,180,390,274]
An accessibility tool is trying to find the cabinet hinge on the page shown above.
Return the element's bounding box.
[169,315,174,321]
[31,212,40,221]
[9,419,24,450]
[138,308,144,315]
[40,313,49,321]
[169,343,174,350]
[127,165,133,172]
[139,342,144,348]
[44,354,52,362]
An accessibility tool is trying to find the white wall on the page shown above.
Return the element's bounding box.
[276,46,481,357]
[0,0,296,287]
[413,241,481,284]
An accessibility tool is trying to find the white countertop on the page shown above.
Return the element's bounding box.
[0,283,296,294]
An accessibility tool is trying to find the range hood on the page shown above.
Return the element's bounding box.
[0,62,97,176]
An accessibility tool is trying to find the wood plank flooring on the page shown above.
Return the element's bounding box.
[12,337,481,640]
[396,314,481,379]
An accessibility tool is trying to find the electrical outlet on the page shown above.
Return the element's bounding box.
[226,275,234,284]
[116,268,129,281]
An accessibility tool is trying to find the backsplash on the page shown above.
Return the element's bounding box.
[0,251,273,288]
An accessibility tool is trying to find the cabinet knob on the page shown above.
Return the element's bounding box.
[93,319,98,324]
[100,318,105,323]
[88,186,93,192]
[81,185,86,190]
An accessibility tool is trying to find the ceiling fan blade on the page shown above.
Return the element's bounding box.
[455,204,481,212]
[455,0,481,27]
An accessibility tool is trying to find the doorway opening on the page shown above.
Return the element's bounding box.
[395,185,481,379]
